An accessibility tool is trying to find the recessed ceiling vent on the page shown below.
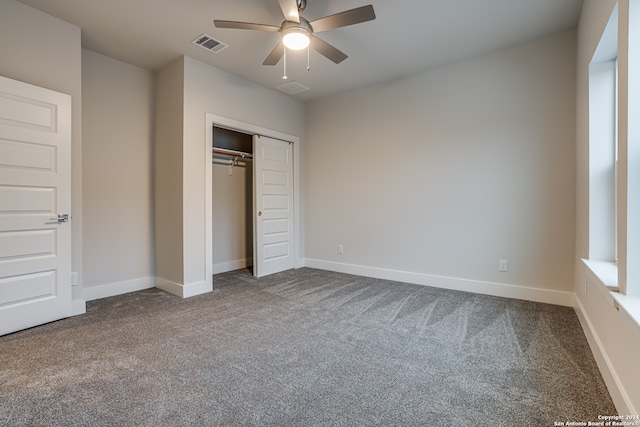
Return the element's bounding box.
[192,34,228,54]
[275,81,310,96]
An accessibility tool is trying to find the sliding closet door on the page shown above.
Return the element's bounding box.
[253,135,294,278]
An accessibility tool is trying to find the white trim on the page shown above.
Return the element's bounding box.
[582,258,618,290]
[183,280,212,298]
[304,259,575,307]
[574,296,635,415]
[205,118,213,295]
[612,292,640,338]
[155,277,211,298]
[83,277,155,301]
[583,258,640,338]
[213,258,252,274]
[70,299,86,316]
[155,277,184,297]
[206,113,303,279]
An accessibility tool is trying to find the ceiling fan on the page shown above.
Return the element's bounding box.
[214,0,376,66]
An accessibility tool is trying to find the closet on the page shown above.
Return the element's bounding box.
[212,126,253,274]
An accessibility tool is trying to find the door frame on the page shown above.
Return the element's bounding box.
[205,113,302,281]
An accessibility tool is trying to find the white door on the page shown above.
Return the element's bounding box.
[0,75,72,336]
[253,135,294,277]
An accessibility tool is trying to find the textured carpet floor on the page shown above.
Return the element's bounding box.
[0,268,615,426]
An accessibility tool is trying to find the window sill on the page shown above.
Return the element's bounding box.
[582,259,640,337]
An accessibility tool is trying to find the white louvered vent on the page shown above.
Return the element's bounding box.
[192,34,228,54]
[275,81,310,95]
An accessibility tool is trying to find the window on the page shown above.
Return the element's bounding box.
[623,0,640,297]
[588,1,640,298]
[588,6,618,264]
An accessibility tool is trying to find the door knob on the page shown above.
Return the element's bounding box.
[46,214,69,224]
[258,211,262,216]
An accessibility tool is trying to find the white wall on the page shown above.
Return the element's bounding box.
[0,0,84,307]
[575,0,640,414]
[81,49,155,300]
[304,31,577,305]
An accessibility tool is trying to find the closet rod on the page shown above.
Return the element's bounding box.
[212,147,253,159]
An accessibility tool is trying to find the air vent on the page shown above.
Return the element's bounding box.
[192,34,228,54]
[275,81,310,95]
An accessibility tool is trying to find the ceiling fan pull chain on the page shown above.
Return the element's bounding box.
[283,47,288,80]
[307,44,310,71]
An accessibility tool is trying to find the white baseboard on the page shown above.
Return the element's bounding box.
[304,259,575,307]
[70,298,86,316]
[155,277,182,297]
[155,277,212,298]
[574,296,634,414]
[183,280,212,298]
[83,277,155,301]
[213,258,252,274]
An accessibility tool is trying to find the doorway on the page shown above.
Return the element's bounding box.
[206,114,301,282]
[212,126,253,274]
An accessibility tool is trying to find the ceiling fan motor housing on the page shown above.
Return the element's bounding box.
[282,17,312,33]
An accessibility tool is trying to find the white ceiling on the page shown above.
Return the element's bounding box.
[18,0,584,103]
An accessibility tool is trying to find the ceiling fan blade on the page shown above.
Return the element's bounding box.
[310,5,376,33]
[310,36,348,64]
[278,0,300,23]
[263,43,285,66]
[214,20,281,32]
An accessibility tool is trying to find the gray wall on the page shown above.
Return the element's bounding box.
[81,49,155,298]
[183,56,305,287]
[304,31,577,299]
[154,55,305,293]
[154,57,185,287]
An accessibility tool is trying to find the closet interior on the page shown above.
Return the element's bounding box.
[212,126,254,274]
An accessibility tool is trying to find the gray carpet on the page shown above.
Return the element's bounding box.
[0,268,615,426]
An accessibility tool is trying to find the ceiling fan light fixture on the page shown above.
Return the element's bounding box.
[282,27,310,50]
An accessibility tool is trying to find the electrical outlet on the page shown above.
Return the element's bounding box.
[499,259,508,272]
[338,244,344,254]
[71,272,78,286]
